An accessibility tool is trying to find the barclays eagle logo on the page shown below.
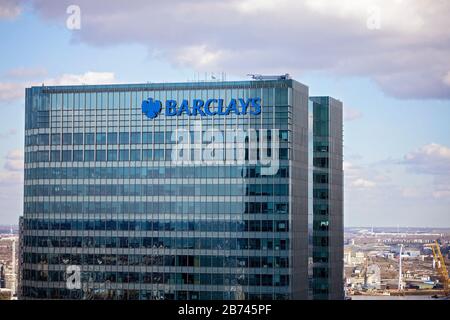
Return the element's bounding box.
[142,98,162,119]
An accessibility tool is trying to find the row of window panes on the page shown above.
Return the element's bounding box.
[25,148,290,162]
[23,252,289,268]
[24,218,289,232]
[26,130,290,146]
[25,183,290,197]
[23,236,289,251]
[24,201,289,215]
[21,287,290,300]
[48,89,289,110]
[25,165,290,180]
[23,270,289,287]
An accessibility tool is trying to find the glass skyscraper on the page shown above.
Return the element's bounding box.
[310,96,344,300]
[19,79,342,300]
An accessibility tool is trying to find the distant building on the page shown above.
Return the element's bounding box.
[0,236,18,296]
[354,252,365,265]
[310,96,344,300]
[365,264,381,290]
[404,249,421,258]
[0,264,5,288]
[348,277,365,290]
[344,250,352,266]
[0,288,12,300]
[343,250,365,266]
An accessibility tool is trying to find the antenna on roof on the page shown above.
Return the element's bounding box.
[247,73,291,80]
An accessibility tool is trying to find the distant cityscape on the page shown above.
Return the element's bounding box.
[0,226,18,300]
[344,227,450,300]
[1,225,449,300]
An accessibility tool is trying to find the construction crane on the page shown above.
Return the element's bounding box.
[425,240,449,296]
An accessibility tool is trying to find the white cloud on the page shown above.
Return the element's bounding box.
[0,170,22,185]
[0,82,24,101]
[44,71,115,86]
[343,161,356,171]
[351,178,376,188]
[345,154,449,227]
[235,0,278,13]
[26,0,450,99]
[0,71,116,103]
[345,161,380,189]
[5,149,22,160]
[0,148,24,224]
[432,189,450,199]
[303,0,427,33]
[0,168,23,224]
[173,45,223,69]
[419,143,450,159]
[4,149,23,172]
[403,143,450,201]
[400,186,423,199]
[5,67,48,79]
[0,129,17,139]
[444,71,450,87]
[404,143,450,174]
[343,106,363,122]
[0,149,23,184]
[0,0,22,19]
[344,145,450,227]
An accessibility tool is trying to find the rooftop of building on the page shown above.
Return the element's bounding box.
[27,78,309,93]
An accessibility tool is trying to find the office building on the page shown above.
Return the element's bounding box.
[20,78,342,300]
[310,96,344,299]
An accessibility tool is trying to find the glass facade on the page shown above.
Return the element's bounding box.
[310,97,344,300]
[19,80,341,300]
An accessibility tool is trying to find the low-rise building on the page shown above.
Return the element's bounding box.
[365,264,381,289]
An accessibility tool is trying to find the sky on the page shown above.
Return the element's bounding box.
[0,0,449,227]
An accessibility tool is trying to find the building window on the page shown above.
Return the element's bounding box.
[154,149,164,160]
[119,132,129,145]
[142,132,152,144]
[85,150,94,161]
[131,132,141,144]
[51,133,61,145]
[62,150,72,162]
[119,149,129,161]
[73,150,83,161]
[107,150,118,161]
[85,133,95,145]
[96,133,106,145]
[130,150,141,161]
[96,150,106,161]
[154,132,164,144]
[108,132,117,145]
[142,149,152,161]
[73,133,83,145]
[50,150,60,162]
[279,130,288,142]
[62,133,72,145]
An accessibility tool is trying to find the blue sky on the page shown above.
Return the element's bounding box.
[0,0,449,227]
